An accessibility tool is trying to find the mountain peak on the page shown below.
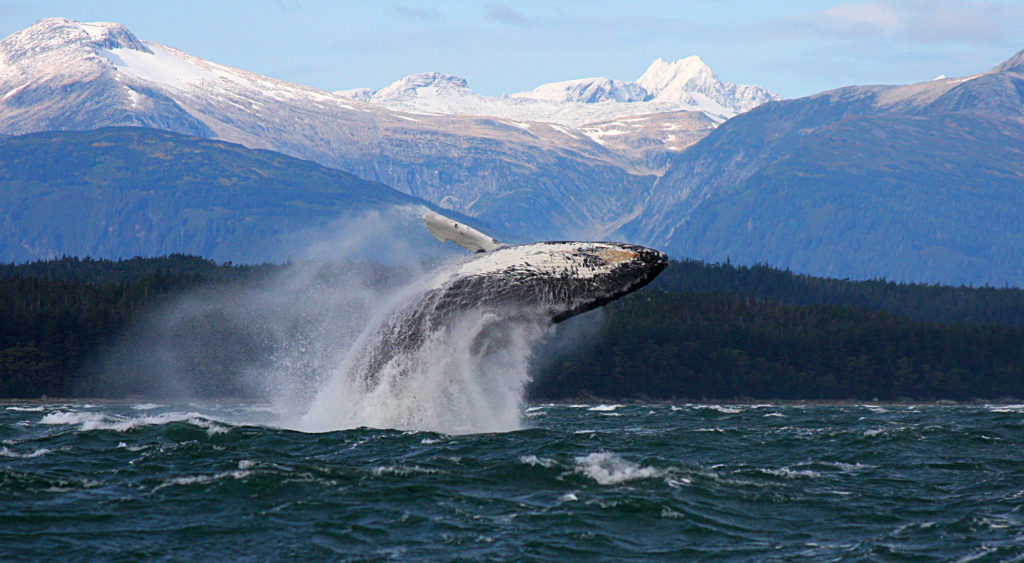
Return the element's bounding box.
[372,72,472,102]
[636,56,717,99]
[638,57,712,86]
[1,17,152,64]
[992,49,1024,74]
[516,76,650,103]
[635,56,779,115]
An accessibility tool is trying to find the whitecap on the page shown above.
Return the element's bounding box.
[588,404,621,412]
[154,470,251,491]
[40,410,230,434]
[40,410,106,426]
[987,404,1024,413]
[704,405,741,414]
[45,478,102,493]
[519,455,557,468]
[0,446,52,458]
[131,403,164,411]
[5,405,45,412]
[660,507,686,519]
[759,467,820,479]
[818,461,874,472]
[573,452,661,485]
[370,465,440,477]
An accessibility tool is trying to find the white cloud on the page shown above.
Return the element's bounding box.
[821,3,901,35]
[484,3,535,28]
[780,0,1019,44]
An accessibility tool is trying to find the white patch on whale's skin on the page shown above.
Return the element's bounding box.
[442,242,642,283]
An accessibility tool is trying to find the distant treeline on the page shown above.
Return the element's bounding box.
[0,254,272,285]
[652,259,1024,327]
[534,291,1024,401]
[1,255,1023,400]
[0,256,258,398]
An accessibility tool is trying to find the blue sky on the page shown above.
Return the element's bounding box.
[2,1,1023,98]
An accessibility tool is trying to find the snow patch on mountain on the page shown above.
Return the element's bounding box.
[100,45,217,90]
[516,77,650,103]
[371,72,471,101]
[335,87,375,101]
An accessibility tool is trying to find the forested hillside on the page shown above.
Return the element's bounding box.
[535,291,1024,401]
[653,260,1024,327]
[2,256,1023,400]
[0,256,268,397]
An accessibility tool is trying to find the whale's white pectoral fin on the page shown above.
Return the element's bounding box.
[423,211,504,253]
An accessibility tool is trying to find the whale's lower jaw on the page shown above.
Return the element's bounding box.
[550,257,667,323]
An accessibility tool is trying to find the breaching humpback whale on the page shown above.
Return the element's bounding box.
[346,212,668,387]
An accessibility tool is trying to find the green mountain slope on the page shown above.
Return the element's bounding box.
[624,50,1024,286]
[0,127,440,262]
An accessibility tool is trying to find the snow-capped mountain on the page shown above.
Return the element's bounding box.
[618,49,1024,286]
[516,77,650,103]
[5,18,1024,286]
[341,56,780,125]
[0,17,342,138]
[635,56,776,114]
[371,72,473,102]
[0,18,664,241]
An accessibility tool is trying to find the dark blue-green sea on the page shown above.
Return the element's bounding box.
[3,402,1023,561]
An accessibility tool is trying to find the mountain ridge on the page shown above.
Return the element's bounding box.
[0,126,471,263]
[4,17,1024,286]
[345,55,780,125]
[618,49,1024,286]
[0,17,668,240]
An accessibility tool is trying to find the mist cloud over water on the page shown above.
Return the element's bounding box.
[97,207,568,434]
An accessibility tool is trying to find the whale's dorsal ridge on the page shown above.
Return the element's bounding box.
[423,211,504,253]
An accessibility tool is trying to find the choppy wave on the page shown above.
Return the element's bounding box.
[3,402,1024,560]
[39,409,231,434]
[0,446,52,458]
[573,452,663,485]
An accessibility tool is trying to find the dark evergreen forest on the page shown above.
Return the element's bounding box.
[1,255,1022,400]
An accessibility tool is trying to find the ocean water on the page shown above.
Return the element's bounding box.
[2,402,1023,560]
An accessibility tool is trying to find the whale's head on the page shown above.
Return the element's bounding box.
[446,241,668,323]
